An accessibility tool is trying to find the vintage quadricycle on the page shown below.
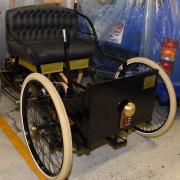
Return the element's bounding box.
[0,2,176,179]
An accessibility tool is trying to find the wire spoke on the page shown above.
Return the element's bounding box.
[22,80,64,176]
[121,62,170,133]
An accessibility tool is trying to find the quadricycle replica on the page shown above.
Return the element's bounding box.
[0,1,176,179]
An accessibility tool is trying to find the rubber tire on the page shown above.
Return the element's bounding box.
[115,57,177,137]
[20,73,72,180]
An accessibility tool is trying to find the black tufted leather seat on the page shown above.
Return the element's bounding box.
[6,5,95,65]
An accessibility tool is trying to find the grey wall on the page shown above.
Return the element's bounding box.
[0,0,11,66]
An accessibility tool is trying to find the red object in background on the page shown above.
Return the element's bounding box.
[160,60,174,74]
[160,38,178,74]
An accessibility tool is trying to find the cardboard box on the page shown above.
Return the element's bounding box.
[43,0,57,3]
[43,0,66,7]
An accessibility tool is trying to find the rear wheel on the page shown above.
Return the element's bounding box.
[21,73,72,179]
[115,57,176,137]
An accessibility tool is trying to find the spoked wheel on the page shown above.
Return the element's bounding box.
[20,73,72,179]
[115,57,176,137]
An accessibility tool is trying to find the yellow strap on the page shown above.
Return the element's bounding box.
[0,116,46,180]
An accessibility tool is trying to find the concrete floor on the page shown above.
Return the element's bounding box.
[0,130,37,180]
[0,94,180,180]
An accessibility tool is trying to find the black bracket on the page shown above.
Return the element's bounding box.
[106,135,127,148]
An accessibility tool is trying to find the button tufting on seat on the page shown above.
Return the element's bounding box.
[6,5,95,65]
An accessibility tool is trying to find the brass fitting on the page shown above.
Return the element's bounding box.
[124,102,136,118]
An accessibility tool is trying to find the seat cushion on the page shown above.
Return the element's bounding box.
[7,38,95,65]
[6,5,78,42]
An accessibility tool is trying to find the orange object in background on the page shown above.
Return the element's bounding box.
[10,0,16,8]
[161,38,178,60]
[43,0,66,7]
[43,0,57,3]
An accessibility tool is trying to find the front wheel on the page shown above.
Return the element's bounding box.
[115,57,177,137]
[20,73,72,179]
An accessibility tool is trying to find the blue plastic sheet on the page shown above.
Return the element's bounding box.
[142,0,180,83]
[79,0,180,56]
[79,0,180,80]
[79,0,180,100]
[79,0,145,51]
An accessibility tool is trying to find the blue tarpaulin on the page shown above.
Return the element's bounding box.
[79,0,180,81]
[79,1,179,58]
[79,0,180,99]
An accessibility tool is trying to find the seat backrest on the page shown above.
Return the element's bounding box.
[6,5,78,42]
